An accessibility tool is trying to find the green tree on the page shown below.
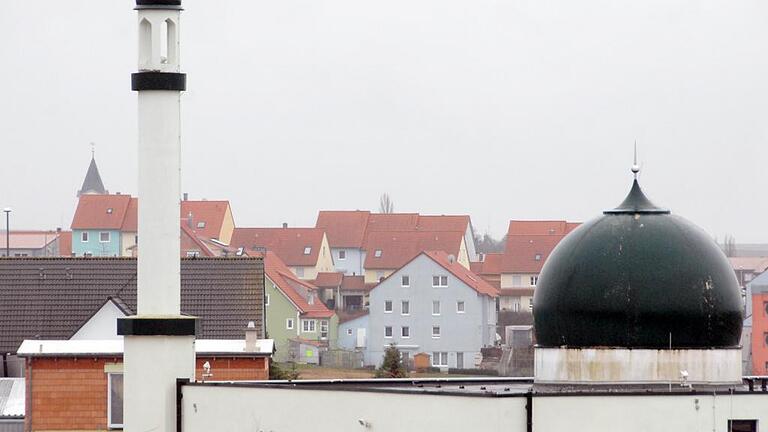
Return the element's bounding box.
[375,343,407,378]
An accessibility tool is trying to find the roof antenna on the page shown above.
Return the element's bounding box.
[631,140,640,179]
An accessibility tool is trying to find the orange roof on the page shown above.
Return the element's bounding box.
[470,253,503,275]
[501,234,566,274]
[729,257,768,273]
[315,211,371,248]
[363,230,464,270]
[71,194,134,230]
[416,215,470,233]
[312,272,344,288]
[366,213,420,232]
[58,231,72,257]
[264,252,334,318]
[421,251,497,297]
[230,227,325,267]
[507,220,580,236]
[181,200,232,241]
[0,231,63,250]
[121,198,139,232]
[180,224,215,257]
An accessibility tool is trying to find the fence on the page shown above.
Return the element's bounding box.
[319,349,364,369]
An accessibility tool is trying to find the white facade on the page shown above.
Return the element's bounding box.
[70,300,127,340]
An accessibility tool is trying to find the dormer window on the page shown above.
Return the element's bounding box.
[374,249,382,258]
[196,222,205,229]
[106,208,113,214]
[535,254,542,261]
[303,246,312,255]
[308,295,314,305]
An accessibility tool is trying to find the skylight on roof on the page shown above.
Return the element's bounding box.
[535,254,542,261]
[197,222,206,228]
[374,249,382,258]
[106,208,113,214]
[303,246,312,255]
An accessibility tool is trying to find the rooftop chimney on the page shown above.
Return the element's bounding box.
[245,321,258,352]
[183,192,188,201]
[282,222,288,228]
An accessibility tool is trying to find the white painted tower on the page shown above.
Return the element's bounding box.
[117,1,197,431]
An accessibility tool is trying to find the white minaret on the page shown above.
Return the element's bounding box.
[118,1,197,431]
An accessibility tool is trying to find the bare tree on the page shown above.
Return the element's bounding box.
[723,234,737,257]
[379,193,394,214]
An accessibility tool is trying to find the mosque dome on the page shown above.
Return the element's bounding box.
[533,176,743,349]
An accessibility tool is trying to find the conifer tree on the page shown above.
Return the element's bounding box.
[376,343,407,378]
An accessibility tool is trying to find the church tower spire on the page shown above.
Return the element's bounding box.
[77,144,107,196]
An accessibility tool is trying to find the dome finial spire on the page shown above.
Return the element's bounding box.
[631,140,640,178]
[90,142,95,159]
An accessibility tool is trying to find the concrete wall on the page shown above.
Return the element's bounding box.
[181,385,526,432]
[330,247,364,276]
[72,229,121,257]
[366,254,496,367]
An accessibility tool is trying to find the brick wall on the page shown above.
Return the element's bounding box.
[26,357,118,432]
[195,357,269,381]
[753,293,768,375]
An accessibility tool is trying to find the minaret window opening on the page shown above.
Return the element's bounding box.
[139,18,152,69]
[160,20,168,64]
[166,19,177,66]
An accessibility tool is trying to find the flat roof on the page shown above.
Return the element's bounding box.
[17,339,274,357]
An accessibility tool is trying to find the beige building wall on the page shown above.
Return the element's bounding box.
[121,231,137,257]
[500,273,539,289]
[364,268,395,284]
[457,238,470,269]
[314,234,335,274]
[219,206,235,244]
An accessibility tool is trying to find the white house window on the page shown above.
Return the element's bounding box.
[512,275,522,286]
[534,254,542,261]
[384,326,393,338]
[431,352,448,367]
[99,232,110,243]
[320,320,329,339]
[186,251,200,258]
[401,300,410,315]
[286,318,294,330]
[432,275,448,287]
[347,328,353,336]
[265,294,270,306]
[80,232,89,242]
[530,276,539,286]
[303,246,312,255]
[302,319,316,332]
[401,326,410,338]
[295,267,305,278]
[197,221,206,229]
[374,249,382,258]
[384,300,393,313]
[108,373,124,429]
[456,301,465,313]
[401,275,410,287]
[338,250,346,260]
[432,301,441,315]
[308,295,314,305]
[432,326,441,338]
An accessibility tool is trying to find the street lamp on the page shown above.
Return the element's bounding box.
[2,208,10,258]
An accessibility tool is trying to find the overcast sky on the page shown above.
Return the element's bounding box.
[1,0,766,241]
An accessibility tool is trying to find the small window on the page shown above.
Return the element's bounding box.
[764,332,768,346]
[401,326,410,338]
[432,300,441,315]
[186,251,200,257]
[384,326,393,338]
[320,320,329,339]
[83,252,93,257]
[338,250,346,260]
[401,275,410,287]
[530,276,538,286]
[440,276,448,286]
[512,275,522,286]
[106,208,113,214]
[134,235,138,245]
[303,246,312,255]
[197,221,206,229]
[81,232,89,242]
[108,373,124,429]
[99,232,110,243]
[295,267,305,278]
[401,300,410,315]
[432,326,441,338]
[374,249,382,258]
[457,301,465,313]
[433,275,448,287]
[265,294,270,306]
[534,254,541,261]
[286,318,294,330]
[384,300,393,313]
[728,420,757,432]
[308,295,314,305]
[302,319,316,332]
[431,352,448,367]
[764,301,768,316]
[347,328,353,336]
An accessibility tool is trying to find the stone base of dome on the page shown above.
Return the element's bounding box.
[534,347,742,385]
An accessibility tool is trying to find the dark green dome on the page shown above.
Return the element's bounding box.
[533,179,743,349]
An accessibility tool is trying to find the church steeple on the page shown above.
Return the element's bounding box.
[77,145,107,196]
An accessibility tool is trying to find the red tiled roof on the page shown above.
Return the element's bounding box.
[230,227,325,267]
[363,230,464,270]
[315,211,371,248]
[181,201,232,241]
[366,213,419,232]
[121,198,139,232]
[312,272,344,288]
[58,231,72,257]
[180,224,215,257]
[422,251,497,297]
[71,195,133,230]
[0,231,61,249]
[341,275,368,291]
[264,252,334,319]
[507,220,580,236]
[338,309,369,324]
[501,234,566,274]
[416,215,470,233]
[470,253,503,275]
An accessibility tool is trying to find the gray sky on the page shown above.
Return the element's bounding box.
[1,0,766,241]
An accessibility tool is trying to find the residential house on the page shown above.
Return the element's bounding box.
[337,311,369,352]
[263,252,337,363]
[18,338,272,432]
[362,230,469,283]
[315,211,478,275]
[311,272,375,312]
[0,257,266,378]
[0,230,71,257]
[366,251,498,368]
[749,271,768,375]
[498,220,580,312]
[469,252,503,290]
[180,198,236,244]
[230,227,334,280]
[729,257,768,295]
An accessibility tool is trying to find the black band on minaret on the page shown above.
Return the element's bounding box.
[132,72,186,91]
[136,0,181,5]
[117,317,198,336]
